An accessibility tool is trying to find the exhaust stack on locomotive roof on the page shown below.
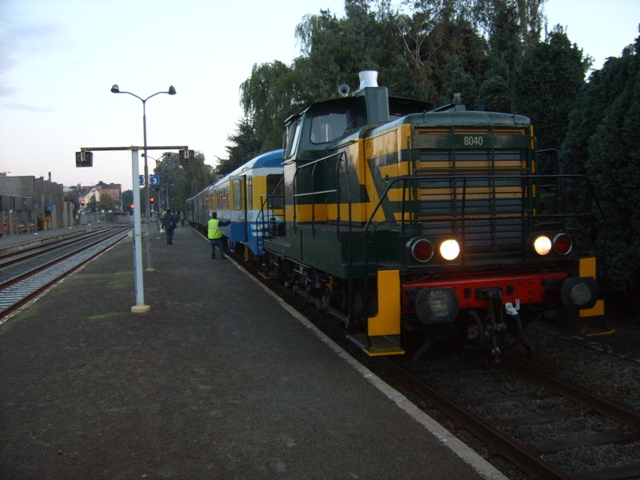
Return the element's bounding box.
[355,70,389,125]
[357,70,378,90]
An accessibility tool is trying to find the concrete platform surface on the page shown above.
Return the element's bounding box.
[0,225,507,479]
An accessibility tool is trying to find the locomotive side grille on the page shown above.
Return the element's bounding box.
[412,135,533,255]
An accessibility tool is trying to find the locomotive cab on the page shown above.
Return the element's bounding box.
[283,73,432,163]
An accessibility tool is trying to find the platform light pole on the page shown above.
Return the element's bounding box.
[130,148,150,313]
[76,145,191,313]
[111,84,176,271]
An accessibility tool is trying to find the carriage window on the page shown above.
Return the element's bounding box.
[310,113,348,144]
[223,187,229,210]
[248,177,253,210]
[232,179,242,210]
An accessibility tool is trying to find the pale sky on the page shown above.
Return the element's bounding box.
[1,0,638,191]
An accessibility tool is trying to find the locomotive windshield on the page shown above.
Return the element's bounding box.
[310,112,351,144]
[284,118,302,158]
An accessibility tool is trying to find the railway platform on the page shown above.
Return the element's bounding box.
[0,224,508,480]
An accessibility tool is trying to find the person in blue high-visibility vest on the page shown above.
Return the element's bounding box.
[207,212,230,259]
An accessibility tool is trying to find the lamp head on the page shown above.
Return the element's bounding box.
[168,85,176,95]
[111,84,120,93]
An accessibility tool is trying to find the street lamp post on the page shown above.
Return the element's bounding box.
[142,153,163,226]
[111,84,176,271]
[165,183,174,211]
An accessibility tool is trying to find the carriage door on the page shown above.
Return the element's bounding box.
[229,176,247,243]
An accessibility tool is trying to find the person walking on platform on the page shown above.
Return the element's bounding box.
[207,212,230,259]
[162,209,177,245]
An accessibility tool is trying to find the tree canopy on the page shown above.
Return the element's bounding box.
[561,34,640,293]
[186,1,640,295]
[152,151,215,214]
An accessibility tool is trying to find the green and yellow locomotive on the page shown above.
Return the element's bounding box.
[264,71,603,360]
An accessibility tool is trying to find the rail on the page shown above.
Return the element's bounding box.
[1,228,130,321]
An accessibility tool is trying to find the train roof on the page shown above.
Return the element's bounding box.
[186,149,285,202]
[230,149,284,176]
[284,95,432,128]
[210,149,284,190]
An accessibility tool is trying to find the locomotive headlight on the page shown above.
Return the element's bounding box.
[533,235,552,256]
[570,282,592,306]
[439,239,460,261]
[408,238,434,263]
[561,277,598,310]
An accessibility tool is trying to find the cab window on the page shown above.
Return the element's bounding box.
[285,119,302,158]
[310,113,348,144]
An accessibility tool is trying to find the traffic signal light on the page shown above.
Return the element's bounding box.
[75,151,93,167]
[150,197,155,204]
[179,149,195,165]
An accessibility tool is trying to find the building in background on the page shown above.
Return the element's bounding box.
[73,186,97,210]
[0,177,125,236]
[95,181,122,210]
[0,174,69,235]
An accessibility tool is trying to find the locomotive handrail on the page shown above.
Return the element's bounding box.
[537,148,568,213]
[256,196,270,247]
[362,172,604,272]
[257,193,285,240]
[291,151,349,235]
[364,173,603,230]
[333,151,351,239]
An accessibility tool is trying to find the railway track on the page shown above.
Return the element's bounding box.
[0,228,113,269]
[382,353,640,480]
[229,249,640,480]
[0,227,131,322]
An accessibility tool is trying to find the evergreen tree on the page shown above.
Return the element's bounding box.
[441,54,479,106]
[215,119,262,176]
[562,32,640,293]
[476,75,511,111]
[585,43,640,292]
[513,26,589,151]
[468,0,547,92]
